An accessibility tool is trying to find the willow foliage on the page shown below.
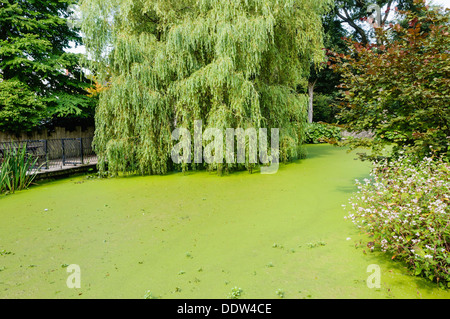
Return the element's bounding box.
[80,0,332,175]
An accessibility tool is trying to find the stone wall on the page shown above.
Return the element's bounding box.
[341,130,374,139]
[0,126,95,142]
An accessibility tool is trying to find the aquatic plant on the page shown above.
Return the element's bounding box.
[0,144,39,194]
[228,287,243,299]
[275,289,285,298]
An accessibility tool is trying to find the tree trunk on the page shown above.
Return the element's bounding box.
[307,80,317,124]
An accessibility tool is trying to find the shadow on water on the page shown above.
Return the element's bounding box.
[357,245,447,298]
[335,185,359,194]
[336,172,373,194]
[303,143,342,160]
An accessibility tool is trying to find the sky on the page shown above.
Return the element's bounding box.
[433,0,450,8]
[66,0,450,55]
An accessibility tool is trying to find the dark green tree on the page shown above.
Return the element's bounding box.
[0,0,95,133]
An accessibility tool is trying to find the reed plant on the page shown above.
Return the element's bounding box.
[0,144,39,194]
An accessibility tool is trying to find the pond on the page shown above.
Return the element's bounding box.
[1,144,449,298]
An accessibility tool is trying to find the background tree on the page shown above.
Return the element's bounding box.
[332,0,421,44]
[0,80,44,131]
[332,1,450,159]
[307,0,423,124]
[307,11,349,124]
[80,0,333,175]
[0,0,96,133]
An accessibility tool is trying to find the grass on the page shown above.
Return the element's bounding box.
[1,144,450,298]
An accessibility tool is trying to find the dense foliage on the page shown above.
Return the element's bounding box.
[332,3,450,160]
[312,93,341,123]
[345,154,450,288]
[307,0,422,124]
[307,10,348,124]
[0,80,45,131]
[79,0,333,175]
[304,122,342,144]
[0,0,96,133]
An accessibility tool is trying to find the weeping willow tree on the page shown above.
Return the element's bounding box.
[79,0,332,175]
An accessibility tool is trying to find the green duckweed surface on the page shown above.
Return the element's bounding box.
[1,144,449,299]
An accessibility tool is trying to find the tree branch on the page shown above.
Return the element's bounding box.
[382,0,393,25]
[336,10,368,45]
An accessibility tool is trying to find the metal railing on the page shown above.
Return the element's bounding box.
[0,137,96,171]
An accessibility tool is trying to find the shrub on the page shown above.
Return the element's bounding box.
[0,144,39,194]
[332,3,450,160]
[345,154,450,288]
[304,122,342,144]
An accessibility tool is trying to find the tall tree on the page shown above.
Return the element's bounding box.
[0,0,95,133]
[332,2,450,159]
[80,0,333,175]
[307,0,421,124]
[334,0,390,45]
[333,0,423,44]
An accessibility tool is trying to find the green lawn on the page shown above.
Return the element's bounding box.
[1,144,449,299]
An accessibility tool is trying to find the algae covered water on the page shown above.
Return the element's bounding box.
[1,144,449,298]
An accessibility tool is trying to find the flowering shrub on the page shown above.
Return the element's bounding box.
[345,155,450,288]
